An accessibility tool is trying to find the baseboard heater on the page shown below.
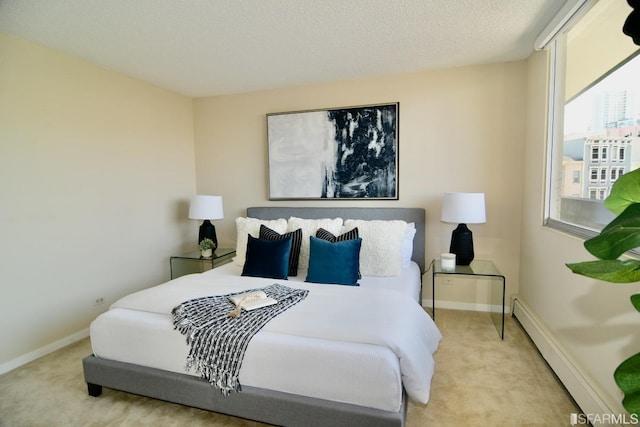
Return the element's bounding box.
[511,297,620,423]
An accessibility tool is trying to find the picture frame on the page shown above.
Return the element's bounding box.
[267,102,399,200]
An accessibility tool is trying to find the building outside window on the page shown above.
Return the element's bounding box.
[544,0,640,235]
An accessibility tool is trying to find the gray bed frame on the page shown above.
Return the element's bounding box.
[83,206,426,427]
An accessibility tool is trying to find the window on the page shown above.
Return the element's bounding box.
[544,0,640,236]
[600,188,607,199]
[573,170,580,183]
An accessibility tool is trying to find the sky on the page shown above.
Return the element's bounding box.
[564,53,640,136]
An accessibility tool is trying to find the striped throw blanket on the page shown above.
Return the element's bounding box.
[171,283,309,396]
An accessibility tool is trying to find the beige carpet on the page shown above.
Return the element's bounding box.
[0,309,581,426]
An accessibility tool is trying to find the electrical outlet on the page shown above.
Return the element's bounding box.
[94,297,105,306]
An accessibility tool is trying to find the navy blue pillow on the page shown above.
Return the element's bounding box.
[242,234,292,280]
[306,236,362,286]
[259,225,302,276]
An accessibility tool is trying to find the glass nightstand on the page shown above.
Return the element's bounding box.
[431,259,505,339]
[170,248,236,279]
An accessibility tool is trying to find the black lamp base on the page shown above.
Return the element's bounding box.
[449,223,474,265]
[198,220,218,249]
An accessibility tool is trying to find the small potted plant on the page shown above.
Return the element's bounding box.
[198,238,215,258]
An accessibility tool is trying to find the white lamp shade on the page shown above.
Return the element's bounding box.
[441,192,486,224]
[188,195,224,220]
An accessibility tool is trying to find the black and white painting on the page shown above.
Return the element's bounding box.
[267,103,398,200]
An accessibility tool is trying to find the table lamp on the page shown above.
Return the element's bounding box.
[189,195,224,249]
[441,192,486,265]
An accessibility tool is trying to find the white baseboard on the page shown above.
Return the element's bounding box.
[512,297,622,425]
[0,328,89,375]
[422,299,509,314]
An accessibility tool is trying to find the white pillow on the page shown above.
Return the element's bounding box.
[234,217,288,267]
[403,222,417,269]
[287,217,343,269]
[343,219,408,276]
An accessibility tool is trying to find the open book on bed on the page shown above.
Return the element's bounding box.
[229,291,278,311]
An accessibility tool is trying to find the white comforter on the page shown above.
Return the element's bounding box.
[109,267,442,404]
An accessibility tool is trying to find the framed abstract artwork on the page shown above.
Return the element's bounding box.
[267,103,399,200]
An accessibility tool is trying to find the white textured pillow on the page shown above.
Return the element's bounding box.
[287,217,343,269]
[403,222,417,269]
[343,219,408,276]
[234,217,288,267]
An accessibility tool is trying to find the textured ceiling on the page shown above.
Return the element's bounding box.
[0,0,565,97]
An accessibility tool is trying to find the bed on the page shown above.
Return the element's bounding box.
[83,207,441,427]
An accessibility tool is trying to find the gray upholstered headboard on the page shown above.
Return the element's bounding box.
[246,207,426,273]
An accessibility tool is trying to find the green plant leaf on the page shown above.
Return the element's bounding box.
[567,168,640,414]
[605,168,640,215]
[584,203,640,259]
[615,352,640,415]
[566,259,640,283]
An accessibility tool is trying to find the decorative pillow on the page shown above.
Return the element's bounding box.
[402,222,417,269]
[317,227,361,278]
[287,217,343,269]
[241,234,292,279]
[234,217,287,267]
[316,227,359,242]
[343,219,408,276]
[259,225,303,276]
[306,236,362,286]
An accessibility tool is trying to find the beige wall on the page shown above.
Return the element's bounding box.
[194,62,527,308]
[0,33,197,368]
[0,30,530,374]
[521,49,640,413]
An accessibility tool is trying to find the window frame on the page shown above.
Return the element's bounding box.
[542,2,640,240]
[543,32,600,239]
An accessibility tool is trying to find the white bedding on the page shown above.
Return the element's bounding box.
[90,262,441,412]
